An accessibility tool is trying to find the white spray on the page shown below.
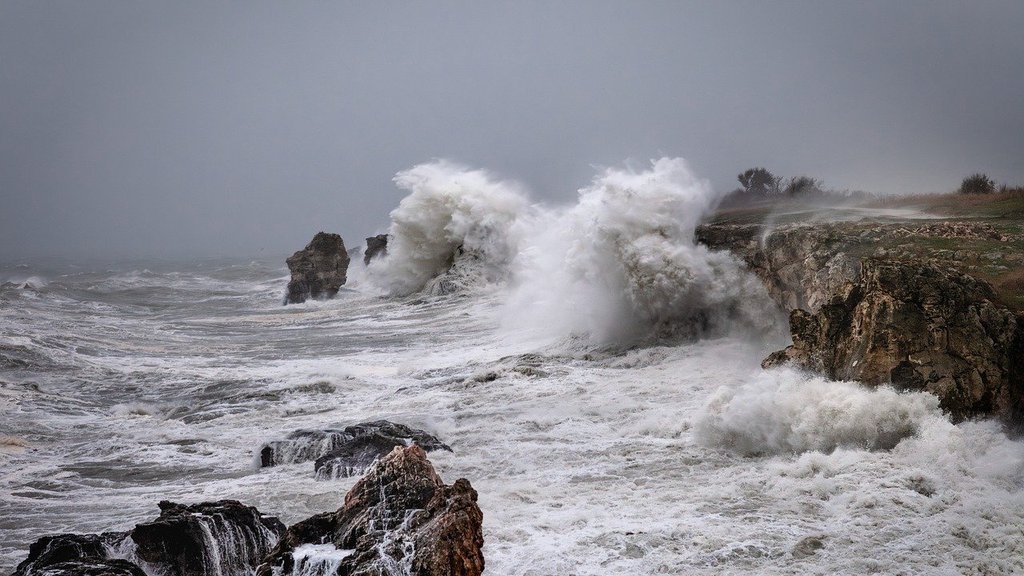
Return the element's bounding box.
[505,157,779,345]
[367,160,531,296]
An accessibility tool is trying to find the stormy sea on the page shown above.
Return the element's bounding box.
[2,159,1023,575]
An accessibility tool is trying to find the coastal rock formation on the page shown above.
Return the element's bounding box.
[131,500,286,576]
[696,223,861,313]
[762,260,1024,422]
[11,533,132,576]
[697,221,1024,423]
[363,234,388,265]
[285,232,350,304]
[259,420,452,479]
[259,445,484,576]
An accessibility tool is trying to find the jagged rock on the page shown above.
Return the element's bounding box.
[763,260,1024,422]
[285,232,350,304]
[259,445,484,576]
[131,500,286,576]
[259,420,451,480]
[11,533,131,576]
[363,234,388,265]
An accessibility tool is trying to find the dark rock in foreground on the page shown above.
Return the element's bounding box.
[11,533,130,576]
[259,420,452,479]
[131,500,285,576]
[763,259,1024,422]
[285,232,350,304]
[363,234,388,265]
[259,445,484,576]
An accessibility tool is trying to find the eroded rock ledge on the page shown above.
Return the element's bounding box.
[698,222,1024,424]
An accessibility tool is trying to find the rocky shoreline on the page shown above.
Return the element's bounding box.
[11,440,482,576]
[697,218,1024,425]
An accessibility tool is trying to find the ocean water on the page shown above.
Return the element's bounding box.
[3,159,1023,575]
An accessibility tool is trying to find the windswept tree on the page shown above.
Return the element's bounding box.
[959,173,995,195]
[737,167,781,197]
[783,176,824,196]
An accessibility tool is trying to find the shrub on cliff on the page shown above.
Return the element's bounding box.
[959,173,995,195]
[783,176,824,196]
[737,167,781,197]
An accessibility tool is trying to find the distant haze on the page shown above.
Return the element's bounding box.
[2,1,1022,259]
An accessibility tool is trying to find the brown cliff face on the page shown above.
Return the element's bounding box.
[260,445,484,576]
[698,222,1024,425]
[285,232,350,304]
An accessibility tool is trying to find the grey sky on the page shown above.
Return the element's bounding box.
[2,1,1022,259]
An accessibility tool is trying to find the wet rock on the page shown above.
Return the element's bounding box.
[259,445,484,576]
[363,234,388,265]
[285,232,350,304]
[11,533,130,576]
[791,536,825,559]
[764,260,1024,422]
[259,420,451,479]
[314,434,411,480]
[131,500,285,576]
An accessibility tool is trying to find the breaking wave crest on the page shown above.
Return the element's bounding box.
[505,157,779,344]
[367,160,531,296]
[367,157,779,344]
[695,368,942,455]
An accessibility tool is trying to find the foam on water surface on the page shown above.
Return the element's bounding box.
[2,162,1023,575]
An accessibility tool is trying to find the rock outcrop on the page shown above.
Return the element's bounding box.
[762,259,1024,422]
[11,533,132,576]
[696,223,862,313]
[285,232,350,304]
[131,500,285,576]
[363,234,388,265]
[259,445,484,576]
[258,420,452,479]
[12,501,285,576]
[698,221,1024,424]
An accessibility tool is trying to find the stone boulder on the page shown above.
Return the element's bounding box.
[363,234,388,265]
[131,500,286,576]
[11,533,132,576]
[259,420,451,480]
[764,259,1024,422]
[285,232,350,304]
[259,445,484,576]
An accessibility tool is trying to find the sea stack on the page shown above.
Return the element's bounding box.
[363,234,388,265]
[285,232,350,304]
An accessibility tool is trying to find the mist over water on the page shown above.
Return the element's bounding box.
[2,159,1024,574]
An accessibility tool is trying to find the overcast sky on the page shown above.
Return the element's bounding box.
[2,1,1022,259]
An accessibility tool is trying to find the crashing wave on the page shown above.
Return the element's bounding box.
[695,368,941,455]
[505,157,779,344]
[367,160,531,296]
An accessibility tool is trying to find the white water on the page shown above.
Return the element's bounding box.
[2,159,1023,575]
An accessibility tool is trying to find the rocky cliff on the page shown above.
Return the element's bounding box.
[698,219,1024,424]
